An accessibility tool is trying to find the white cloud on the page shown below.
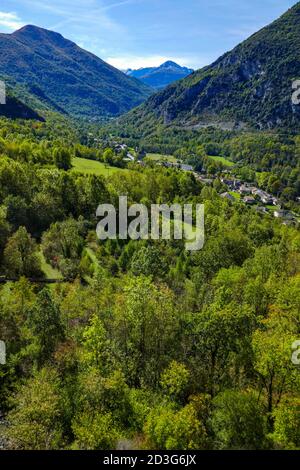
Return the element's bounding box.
[106,54,202,70]
[0,12,24,31]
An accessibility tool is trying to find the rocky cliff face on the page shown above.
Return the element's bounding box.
[125,2,300,130]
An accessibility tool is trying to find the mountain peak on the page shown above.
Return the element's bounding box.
[161,61,180,68]
[127,61,193,89]
[12,25,70,47]
[14,24,48,33]
[14,24,61,36]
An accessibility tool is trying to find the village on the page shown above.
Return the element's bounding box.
[106,140,300,226]
[95,139,300,225]
[166,161,299,226]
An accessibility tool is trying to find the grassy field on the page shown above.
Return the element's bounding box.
[72,157,128,176]
[145,153,178,163]
[38,250,62,280]
[229,191,241,200]
[208,155,235,167]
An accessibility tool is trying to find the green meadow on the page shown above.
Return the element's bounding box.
[72,157,128,176]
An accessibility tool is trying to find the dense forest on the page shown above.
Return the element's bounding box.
[0,114,299,450]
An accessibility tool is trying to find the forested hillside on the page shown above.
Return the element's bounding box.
[0,116,299,450]
[0,0,300,454]
[0,25,152,119]
[121,2,300,130]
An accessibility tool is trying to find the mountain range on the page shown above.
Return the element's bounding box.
[126,61,193,89]
[1,3,300,130]
[122,2,300,131]
[0,25,152,120]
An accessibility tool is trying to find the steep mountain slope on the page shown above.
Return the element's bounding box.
[126,61,193,89]
[0,25,152,119]
[122,3,300,130]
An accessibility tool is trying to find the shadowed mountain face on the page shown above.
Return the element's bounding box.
[126,61,193,89]
[0,94,44,121]
[0,25,152,119]
[124,2,300,131]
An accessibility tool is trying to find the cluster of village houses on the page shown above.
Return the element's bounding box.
[197,175,297,225]
[159,161,298,226]
[110,142,298,225]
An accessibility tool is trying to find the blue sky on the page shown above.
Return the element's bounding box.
[0,0,298,70]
